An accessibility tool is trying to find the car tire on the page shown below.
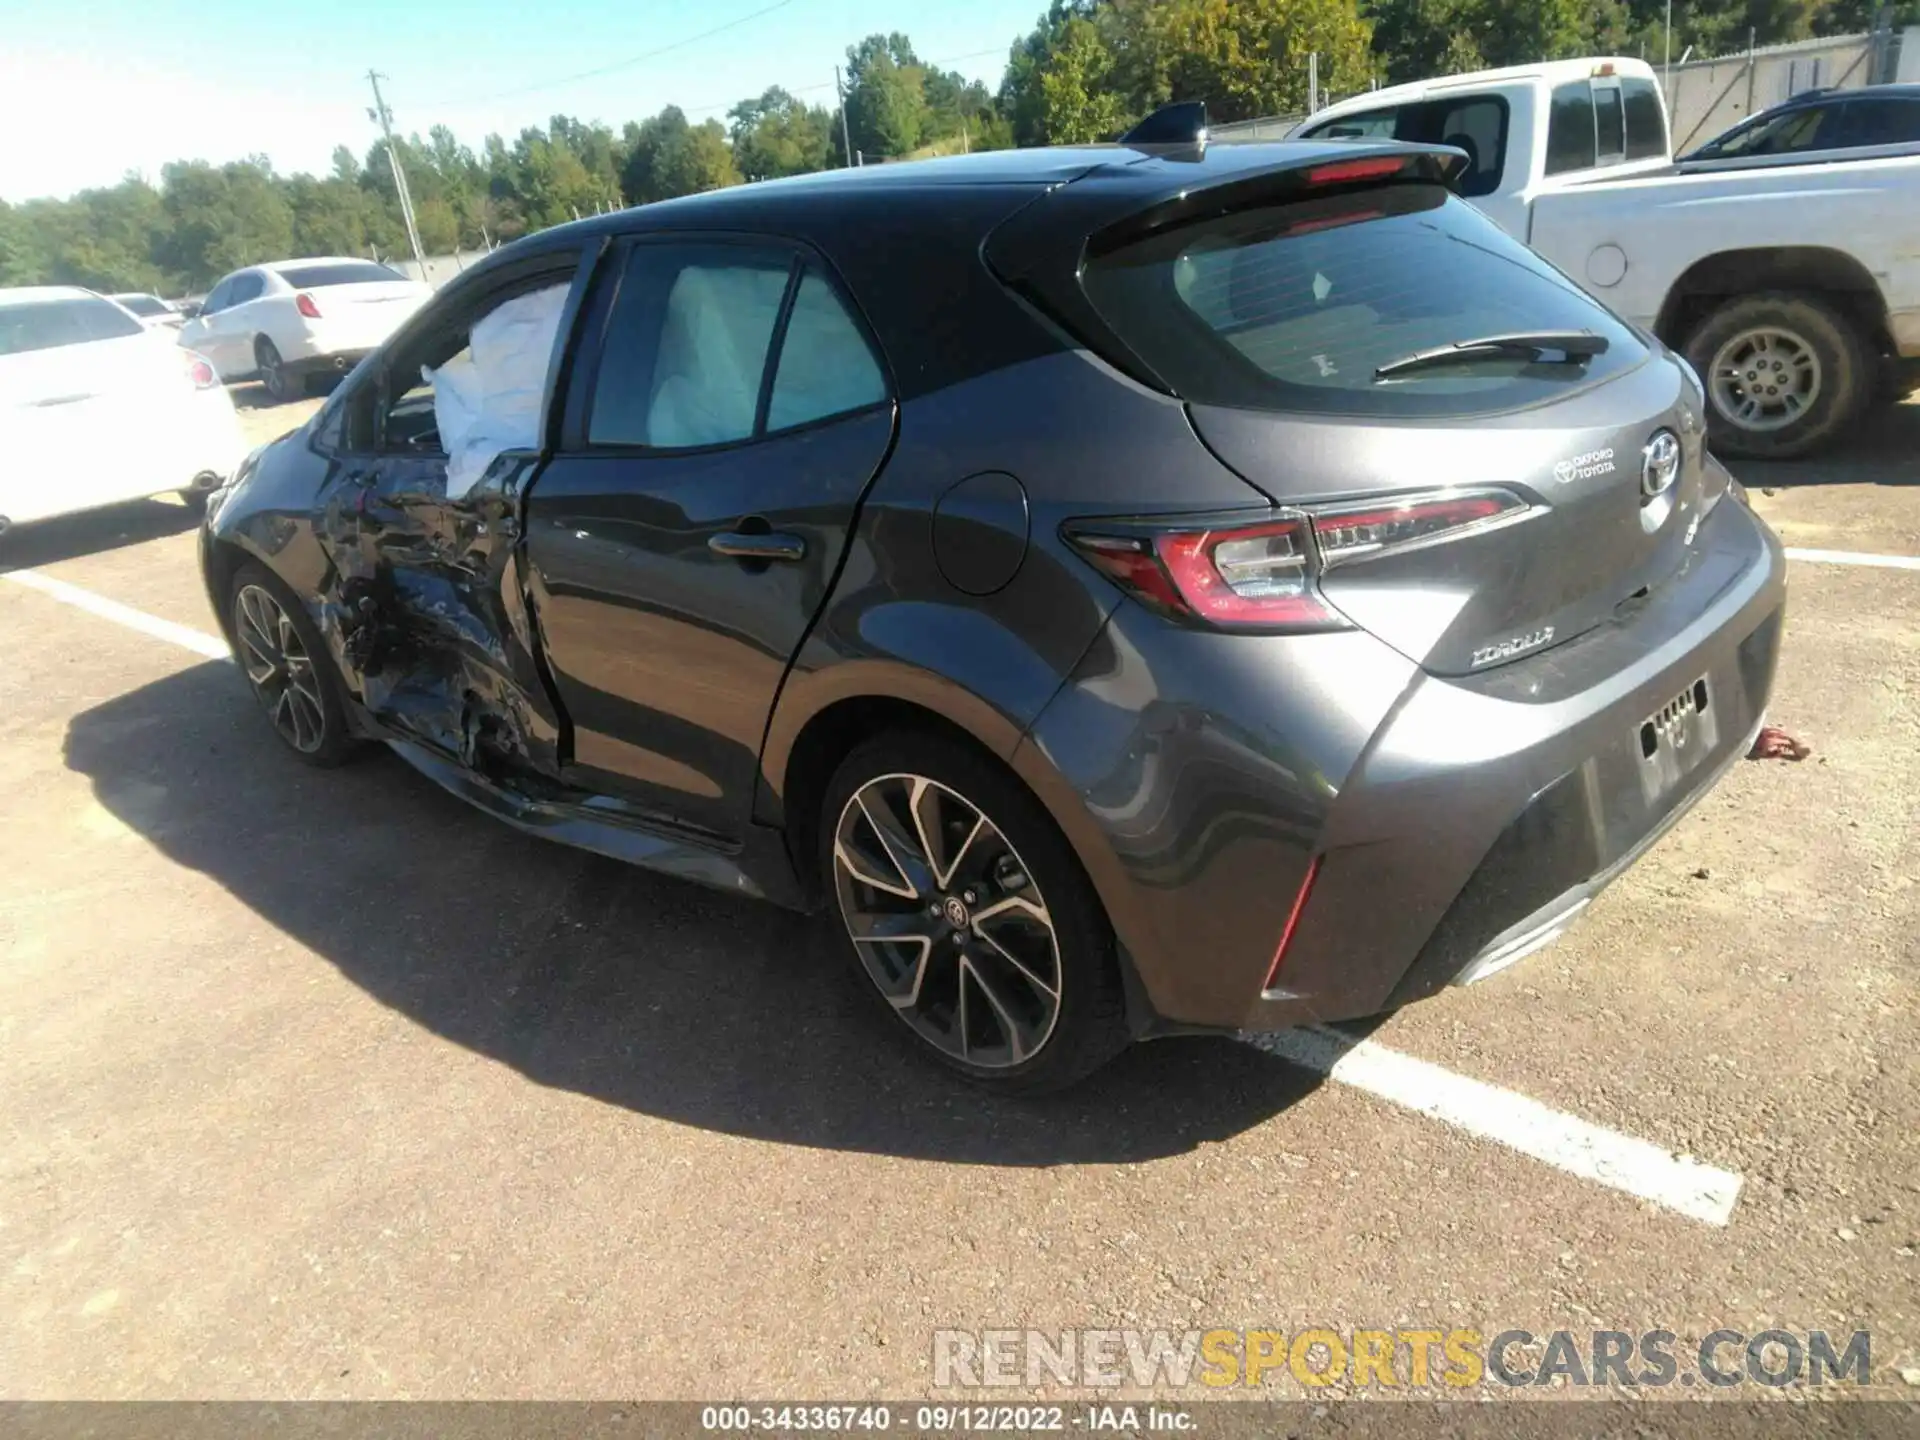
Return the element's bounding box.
[254,337,292,403]
[229,562,366,768]
[819,731,1130,1093]
[1684,292,1870,460]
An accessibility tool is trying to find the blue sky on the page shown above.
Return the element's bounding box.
[0,0,1046,202]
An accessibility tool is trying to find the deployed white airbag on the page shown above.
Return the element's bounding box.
[429,282,569,499]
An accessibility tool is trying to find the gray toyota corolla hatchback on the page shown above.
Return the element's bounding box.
[201,134,1786,1091]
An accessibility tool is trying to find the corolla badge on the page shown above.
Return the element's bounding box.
[1642,429,1682,498]
[1553,448,1616,483]
[1471,626,1555,669]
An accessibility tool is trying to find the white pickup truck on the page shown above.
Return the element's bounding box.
[1297,57,1920,458]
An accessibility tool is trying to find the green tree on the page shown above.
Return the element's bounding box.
[1147,0,1375,120]
[619,108,741,203]
[621,106,691,203]
[158,160,295,288]
[0,200,28,286]
[1001,2,1103,146]
[286,174,380,258]
[657,119,743,196]
[845,50,929,157]
[729,87,838,179]
[1037,16,1134,142]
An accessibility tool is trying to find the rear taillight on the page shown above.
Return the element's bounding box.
[1066,487,1532,633]
[1309,488,1528,566]
[294,291,322,319]
[183,351,219,390]
[1069,513,1341,630]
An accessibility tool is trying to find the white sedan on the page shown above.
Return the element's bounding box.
[1,287,245,535]
[177,257,431,402]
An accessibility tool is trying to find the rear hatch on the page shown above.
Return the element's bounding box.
[989,147,1707,676]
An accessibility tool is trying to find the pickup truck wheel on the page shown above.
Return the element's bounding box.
[1684,293,1869,460]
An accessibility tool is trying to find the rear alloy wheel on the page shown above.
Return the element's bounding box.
[254,336,292,402]
[230,565,362,767]
[822,735,1129,1092]
[1684,292,1870,459]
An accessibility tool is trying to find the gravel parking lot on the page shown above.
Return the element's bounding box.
[2,384,1916,1402]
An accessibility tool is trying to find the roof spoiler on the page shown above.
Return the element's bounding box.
[1121,101,1209,150]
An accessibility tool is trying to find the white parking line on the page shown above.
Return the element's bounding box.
[1248,1026,1742,1226]
[2,568,231,661]
[1784,547,1920,572]
[5,565,1747,1226]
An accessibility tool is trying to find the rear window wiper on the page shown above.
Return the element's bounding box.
[1373,331,1609,380]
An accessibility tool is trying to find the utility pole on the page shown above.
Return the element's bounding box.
[835,66,858,167]
[1664,0,1673,93]
[367,70,428,274]
[1308,53,1319,114]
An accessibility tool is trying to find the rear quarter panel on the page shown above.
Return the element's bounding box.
[755,346,1273,825]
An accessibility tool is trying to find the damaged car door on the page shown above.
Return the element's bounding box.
[521,236,896,843]
[318,250,587,783]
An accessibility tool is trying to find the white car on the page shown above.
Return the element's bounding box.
[0,286,245,536]
[109,293,184,330]
[177,257,431,403]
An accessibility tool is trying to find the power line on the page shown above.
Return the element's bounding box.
[421,0,800,109]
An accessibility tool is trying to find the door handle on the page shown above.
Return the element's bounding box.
[709,530,806,562]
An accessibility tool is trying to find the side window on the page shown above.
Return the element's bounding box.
[1772,107,1835,153]
[587,243,792,450]
[371,272,575,470]
[1594,86,1626,162]
[1305,108,1397,140]
[1429,98,1508,197]
[765,269,887,433]
[1843,98,1920,147]
[201,278,234,315]
[1622,78,1667,160]
[229,273,265,305]
[1724,106,1837,157]
[1545,81,1598,175]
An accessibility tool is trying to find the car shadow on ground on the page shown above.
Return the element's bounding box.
[0,498,202,568]
[1732,395,1920,490]
[228,378,341,410]
[64,662,1352,1165]
[227,381,286,410]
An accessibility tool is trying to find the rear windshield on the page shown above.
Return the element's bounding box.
[1081,184,1646,419]
[0,298,146,356]
[112,294,170,317]
[276,261,408,288]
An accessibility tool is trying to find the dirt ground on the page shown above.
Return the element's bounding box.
[0,384,1915,1406]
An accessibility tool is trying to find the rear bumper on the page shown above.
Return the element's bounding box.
[282,347,373,379]
[0,387,245,526]
[1025,493,1786,1034]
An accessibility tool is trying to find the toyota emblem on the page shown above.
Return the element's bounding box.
[1641,429,1681,498]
